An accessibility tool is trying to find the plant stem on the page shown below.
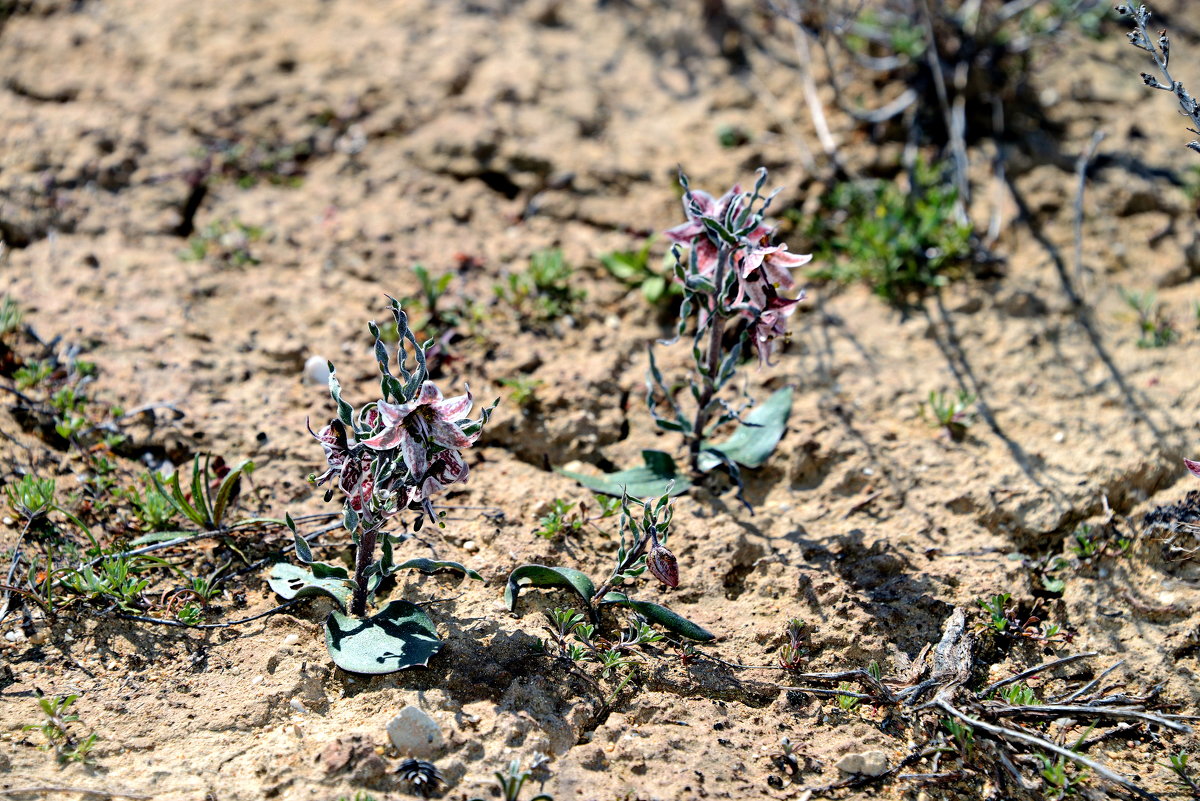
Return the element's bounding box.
[351,525,379,617]
[590,529,652,620]
[689,245,730,472]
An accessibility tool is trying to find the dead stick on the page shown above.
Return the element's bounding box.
[989,704,1191,734]
[1058,660,1125,703]
[937,699,1159,801]
[975,652,1097,698]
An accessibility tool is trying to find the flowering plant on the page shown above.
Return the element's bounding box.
[269,298,496,674]
[563,168,806,507]
[505,489,712,642]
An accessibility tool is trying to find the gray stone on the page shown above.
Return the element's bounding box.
[386,705,445,759]
[835,750,889,777]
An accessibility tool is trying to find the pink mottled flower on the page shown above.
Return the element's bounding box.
[360,381,475,479]
[745,286,804,365]
[664,184,747,276]
[739,244,812,291]
[1186,458,1200,478]
[420,449,471,499]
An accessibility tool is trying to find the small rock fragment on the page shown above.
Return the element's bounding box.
[836,750,889,777]
[386,705,445,759]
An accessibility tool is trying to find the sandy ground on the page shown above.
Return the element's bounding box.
[2,1,1200,799]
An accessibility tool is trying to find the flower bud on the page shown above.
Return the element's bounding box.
[1186,458,1200,478]
[647,537,679,589]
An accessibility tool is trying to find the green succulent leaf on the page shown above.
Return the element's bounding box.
[602,592,714,641]
[286,513,312,564]
[505,565,596,611]
[267,562,352,611]
[697,387,793,472]
[391,558,483,581]
[557,450,691,498]
[324,600,442,674]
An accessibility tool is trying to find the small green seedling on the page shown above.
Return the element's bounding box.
[778,618,809,669]
[1039,753,1088,798]
[469,758,554,801]
[495,249,583,323]
[120,475,178,531]
[923,389,975,440]
[1161,750,1200,794]
[23,694,99,764]
[598,237,679,304]
[806,159,974,307]
[179,220,263,267]
[6,475,56,522]
[149,454,254,531]
[1119,288,1177,348]
[998,682,1040,706]
[0,294,22,335]
[942,716,975,757]
[499,376,543,408]
[13,360,52,390]
[835,681,861,711]
[535,499,583,539]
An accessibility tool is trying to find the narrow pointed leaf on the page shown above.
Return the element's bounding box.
[557,450,691,499]
[213,459,253,526]
[324,600,441,674]
[288,512,312,564]
[328,366,355,428]
[192,455,212,527]
[697,387,793,471]
[601,592,714,641]
[505,565,596,611]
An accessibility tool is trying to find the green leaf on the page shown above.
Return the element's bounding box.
[191,455,212,527]
[267,562,352,611]
[602,592,714,641]
[212,459,253,525]
[286,513,312,564]
[391,558,483,581]
[151,468,204,527]
[127,530,200,546]
[557,450,692,499]
[697,387,793,472]
[324,600,442,674]
[505,565,596,612]
[328,366,355,428]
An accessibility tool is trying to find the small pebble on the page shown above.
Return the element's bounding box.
[251,675,264,686]
[281,633,300,648]
[304,356,331,385]
[386,705,445,759]
[462,540,478,552]
[836,750,889,777]
[4,630,19,643]
[290,698,309,715]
